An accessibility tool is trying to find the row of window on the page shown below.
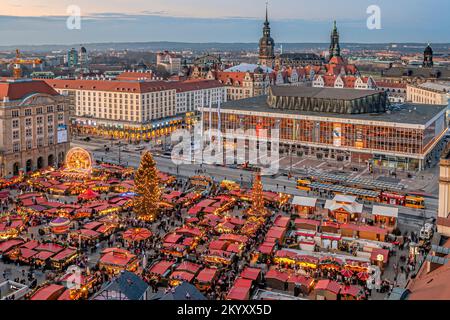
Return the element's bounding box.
[12,114,63,129]
[12,136,54,152]
[11,105,64,118]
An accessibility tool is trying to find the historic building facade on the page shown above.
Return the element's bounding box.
[0,79,70,177]
[382,45,450,83]
[258,5,275,68]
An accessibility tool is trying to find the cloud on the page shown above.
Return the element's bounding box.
[0,6,448,46]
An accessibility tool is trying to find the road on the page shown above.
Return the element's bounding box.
[71,137,438,230]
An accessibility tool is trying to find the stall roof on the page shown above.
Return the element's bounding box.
[176,261,201,274]
[324,199,363,214]
[21,240,39,250]
[341,285,364,297]
[292,196,317,207]
[209,240,227,251]
[372,205,399,218]
[274,216,291,228]
[258,243,275,255]
[164,233,183,244]
[371,248,389,264]
[149,260,175,276]
[195,268,218,283]
[99,250,136,267]
[35,243,64,253]
[30,284,65,300]
[265,269,290,283]
[170,271,196,283]
[83,221,103,230]
[240,267,261,281]
[315,279,341,294]
[226,243,242,254]
[51,248,77,261]
[266,227,286,241]
[227,278,253,300]
[20,248,37,259]
[34,251,55,261]
[287,274,314,287]
[294,218,321,227]
[57,289,72,301]
[218,234,248,244]
[78,229,101,238]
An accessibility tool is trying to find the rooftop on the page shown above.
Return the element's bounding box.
[219,95,446,126]
[0,79,59,101]
[224,63,273,74]
[44,79,175,93]
[415,81,450,92]
[270,86,380,100]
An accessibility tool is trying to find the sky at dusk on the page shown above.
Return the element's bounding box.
[0,0,449,45]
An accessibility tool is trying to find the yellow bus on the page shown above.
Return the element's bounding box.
[297,179,312,191]
[405,196,425,209]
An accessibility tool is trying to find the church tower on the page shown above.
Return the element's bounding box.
[258,3,275,68]
[423,44,434,68]
[329,21,341,60]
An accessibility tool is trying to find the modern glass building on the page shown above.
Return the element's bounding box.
[201,86,448,171]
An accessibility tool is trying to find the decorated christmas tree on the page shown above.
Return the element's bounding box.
[249,172,268,216]
[134,151,161,221]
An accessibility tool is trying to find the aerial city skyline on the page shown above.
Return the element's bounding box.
[0,0,449,306]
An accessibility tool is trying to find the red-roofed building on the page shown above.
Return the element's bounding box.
[313,74,376,90]
[407,238,450,300]
[43,78,181,142]
[116,71,154,81]
[0,78,70,177]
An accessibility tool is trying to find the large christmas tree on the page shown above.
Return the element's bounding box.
[134,151,161,221]
[249,172,268,216]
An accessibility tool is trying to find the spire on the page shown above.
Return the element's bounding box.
[329,20,341,60]
[258,0,275,68]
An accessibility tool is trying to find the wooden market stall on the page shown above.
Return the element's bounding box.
[98,248,138,274]
[292,196,318,218]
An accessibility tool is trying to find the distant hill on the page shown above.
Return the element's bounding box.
[0,42,449,54]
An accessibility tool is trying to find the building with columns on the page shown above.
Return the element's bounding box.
[0,79,70,177]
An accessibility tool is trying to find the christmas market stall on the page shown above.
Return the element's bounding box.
[371,205,398,229]
[239,267,262,285]
[28,284,67,300]
[313,279,341,300]
[340,284,366,300]
[287,274,314,296]
[97,248,139,274]
[145,260,176,285]
[49,217,71,234]
[169,261,202,286]
[226,278,253,301]
[292,196,318,218]
[324,195,363,224]
[265,269,290,291]
[123,228,153,244]
[50,247,78,269]
[194,268,219,292]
